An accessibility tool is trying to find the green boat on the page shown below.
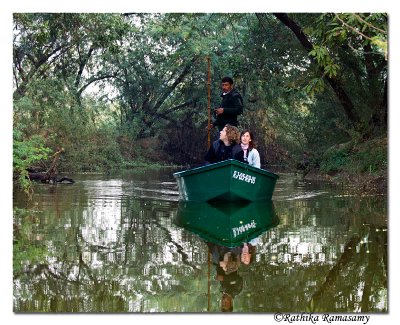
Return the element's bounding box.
[173,159,279,202]
[174,200,279,247]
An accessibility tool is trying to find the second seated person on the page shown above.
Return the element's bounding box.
[240,129,261,168]
[204,124,244,164]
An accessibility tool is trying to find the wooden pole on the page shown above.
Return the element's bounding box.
[207,56,211,149]
[207,246,211,311]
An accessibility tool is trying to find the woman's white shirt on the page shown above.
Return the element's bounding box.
[247,149,261,168]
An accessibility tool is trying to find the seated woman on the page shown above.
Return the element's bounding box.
[204,124,244,164]
[240,130,261,168]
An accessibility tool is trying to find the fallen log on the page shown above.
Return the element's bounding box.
[56,177,75,183]
[27,148,74,184]
[28,172,51,183]
[28,173,74,184]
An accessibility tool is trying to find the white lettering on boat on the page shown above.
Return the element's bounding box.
[232,170,256,184]
[232,220,257,238]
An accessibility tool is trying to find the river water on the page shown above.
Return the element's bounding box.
[13,168,387,313]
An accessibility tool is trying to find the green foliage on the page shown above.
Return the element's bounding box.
[63,129,123,172]
[320,142,352,174]
[309,46,335,72]
[13,13,131,98]
[13,129,52,193]
[305,13,387,60]
[319,137,387,175]
[292,13,387,136]
[13,208,49,275]
[12,13,387,176]
[304,77,325,96]
[14,75,125,173]
[347,138,387,174]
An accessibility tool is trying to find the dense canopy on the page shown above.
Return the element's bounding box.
[13,13,387,192]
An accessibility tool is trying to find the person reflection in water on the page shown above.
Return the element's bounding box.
[241,242,257,265]
[207,242,244,312]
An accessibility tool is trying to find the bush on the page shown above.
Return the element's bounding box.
[61,128,124,172]
[319,142,352,174]
[348,137,387,174]
[319,137,387,175]
[13,129,52,193]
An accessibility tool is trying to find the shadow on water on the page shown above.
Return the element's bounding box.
[13,170,387,313]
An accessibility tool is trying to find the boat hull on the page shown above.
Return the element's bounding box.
[173,159,279,202]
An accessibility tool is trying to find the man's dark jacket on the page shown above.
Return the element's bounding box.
[213,88,243,130]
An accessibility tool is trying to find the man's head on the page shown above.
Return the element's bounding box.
[220,124,240,144]
[221,293,233,312]
[221,76,234,93]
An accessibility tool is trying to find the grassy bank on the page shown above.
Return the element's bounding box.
[305,136,388,195]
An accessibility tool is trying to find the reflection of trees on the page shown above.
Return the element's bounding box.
[309,197,387,312]
[240,196,387,313]
[152,217,202,272]
[14,195,208,312]
[13,180,387,313]
[310,224,387,312]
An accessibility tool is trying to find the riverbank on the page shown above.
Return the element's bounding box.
[302,136,388,195]
[304,169,387,195]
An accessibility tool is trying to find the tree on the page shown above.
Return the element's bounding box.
[13,13,131,101]
[270,13,387,137]
[13,13,388,170]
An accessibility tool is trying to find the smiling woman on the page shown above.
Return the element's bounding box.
[239,129,260,168]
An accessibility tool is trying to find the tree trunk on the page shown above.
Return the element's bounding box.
[271,13,360,128]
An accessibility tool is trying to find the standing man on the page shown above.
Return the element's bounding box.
[212,77,244,132]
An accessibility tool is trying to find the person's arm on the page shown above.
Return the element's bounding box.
[232,144,245,163]
[250,149,261,168]
[221,93,243,115]
[204,141,217,164]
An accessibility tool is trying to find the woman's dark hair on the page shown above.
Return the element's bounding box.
[240,130,256,150]
[221,76,233,84]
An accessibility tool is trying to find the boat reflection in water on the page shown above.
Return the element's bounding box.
[175,201,279,312]
[175,200,279,247]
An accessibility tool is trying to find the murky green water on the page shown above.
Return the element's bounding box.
[13,168,387,313]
